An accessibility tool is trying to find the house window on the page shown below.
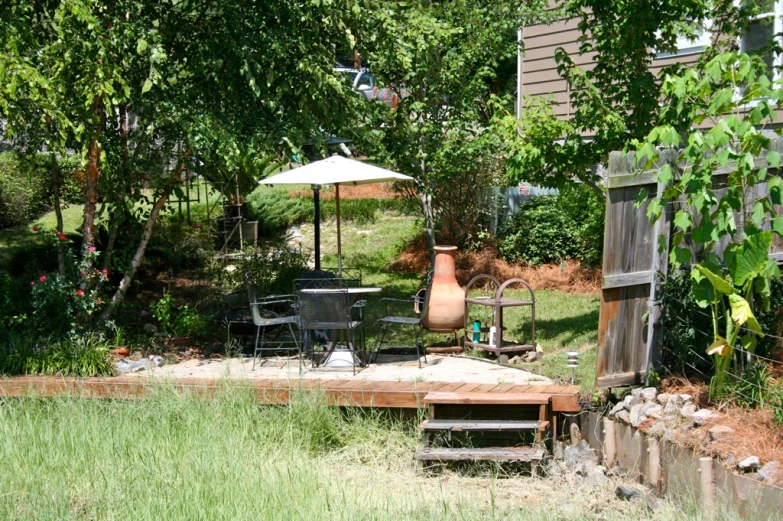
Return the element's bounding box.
[656,22,712,58]
[740,0,783,79]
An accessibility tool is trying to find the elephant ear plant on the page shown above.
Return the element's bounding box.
[636,51,783,399]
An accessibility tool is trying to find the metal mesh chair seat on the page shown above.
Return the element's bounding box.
[246,275,302,372]
[377,316,421,326]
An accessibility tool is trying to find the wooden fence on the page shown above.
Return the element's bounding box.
[596,146,783,388]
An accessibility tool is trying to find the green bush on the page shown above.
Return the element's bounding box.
[0,152,83,228]
[498,185,604,266]
[246,190,313,235]
[0,332,113,377]
[145,222,214,273]
[217,241,309,294]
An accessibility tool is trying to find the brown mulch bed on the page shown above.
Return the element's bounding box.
[659,375,783,488]
[292,183,396,200]
[389,235,601,294]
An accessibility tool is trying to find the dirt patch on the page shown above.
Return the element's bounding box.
[389,235,601,294]
[293,183,396,200]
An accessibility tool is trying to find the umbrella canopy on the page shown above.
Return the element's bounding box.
[260,155,414,273]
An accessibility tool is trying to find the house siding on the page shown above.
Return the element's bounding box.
[520,16,701,121]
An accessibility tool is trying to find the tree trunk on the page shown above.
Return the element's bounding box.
[99,157,188,322]
[81,96,104,263]
[418,192,437,268]
[50,154,65,276]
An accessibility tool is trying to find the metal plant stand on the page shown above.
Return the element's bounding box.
[463,275,536,355]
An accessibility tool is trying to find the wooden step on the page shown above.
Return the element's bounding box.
[415,446,546,462]
[419,419,549,432]
[423,392,551,405]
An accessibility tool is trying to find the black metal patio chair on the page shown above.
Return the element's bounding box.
[246,276,302,373]
[295,281,366,375]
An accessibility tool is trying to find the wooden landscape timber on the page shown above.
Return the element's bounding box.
[0,375,581,412]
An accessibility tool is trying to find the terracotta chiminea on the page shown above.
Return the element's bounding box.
[421,246,465,331]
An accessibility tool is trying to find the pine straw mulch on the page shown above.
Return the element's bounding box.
[292,182,396,200]
[388,235,601,294]
[655,375,783,488]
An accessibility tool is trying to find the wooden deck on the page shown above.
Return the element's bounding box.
[0,376,581,411]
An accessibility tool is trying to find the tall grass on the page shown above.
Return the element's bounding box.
[0,385,757,520]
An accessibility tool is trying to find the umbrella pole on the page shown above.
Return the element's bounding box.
[336,184,342,276]
[313,185,321,271]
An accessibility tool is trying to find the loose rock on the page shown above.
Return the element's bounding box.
[609,401,627,419]
[758,461,781,482]
[498,354,509,364]
[708,425,734,442]
[738,456,760,472]
[630,404,647,427]
[615,484,645,501]
[692,409,716,426]
[647,421,668,438]
[564,440,599,469]
[587,466,610,487]
[645,405,664,420]
[679,403,698,419]
[507,355,522,365]
[616,410,631,424]
[640,387,658,402]
[656,393,670,406]
[632,388,644,398]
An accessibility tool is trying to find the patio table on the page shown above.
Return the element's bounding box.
[298,287,381,368]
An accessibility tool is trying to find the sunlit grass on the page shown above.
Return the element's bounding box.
[0,385,698,521]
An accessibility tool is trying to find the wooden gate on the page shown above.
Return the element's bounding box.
[596,146,783,388]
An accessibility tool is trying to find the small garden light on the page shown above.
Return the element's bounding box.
[566,351,580,384]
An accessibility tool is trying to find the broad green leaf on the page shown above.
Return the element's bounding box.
[740,334,758,352]
[731,232,772,287]
[142,79,153,94]
[694,264,736,295]
[670,245,691,267]
[136,39,148,54]
[728,293,762,333]
[691,268,716,307]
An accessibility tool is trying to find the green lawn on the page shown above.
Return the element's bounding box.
[0,204,84,269]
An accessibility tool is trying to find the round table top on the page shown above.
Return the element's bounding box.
[298,287,382,294]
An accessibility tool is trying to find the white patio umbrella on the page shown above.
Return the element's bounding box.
[260,155,413,274]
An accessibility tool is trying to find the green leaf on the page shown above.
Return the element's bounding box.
[670,245,691,267]
[694,264,736,295]
[731,232,772,287]
[767,150,781,168]
[707,336,730,357]
[673,210,692,231]
[136,39,148,54]
[772,216,783,237]
[691,268,716,308]
[729,293,762,333]
[142,79,152,94]
[740,334,758,352]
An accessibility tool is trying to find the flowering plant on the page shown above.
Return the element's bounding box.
[28,232,107,337]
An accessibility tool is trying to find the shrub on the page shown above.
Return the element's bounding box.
[0,152,83,228]
[246,190,313,235]
[497,185,604,266]
[217,241,309,295]
[0,331,113,377]
[145,221,214,273]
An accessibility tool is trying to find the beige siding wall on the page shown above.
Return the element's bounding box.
[520,17,702,120]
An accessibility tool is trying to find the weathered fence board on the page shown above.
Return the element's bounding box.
[596,146,781,388]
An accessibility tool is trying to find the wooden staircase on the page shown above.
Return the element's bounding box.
[415,391,554,464]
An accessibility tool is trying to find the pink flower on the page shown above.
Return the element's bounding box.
[76,289,84,297]
[57,233,66,242]
[88,246,96,252]
[39,275,46,283]
[32,226,40,233]
[101,269,108,275]
[30,281,35,286]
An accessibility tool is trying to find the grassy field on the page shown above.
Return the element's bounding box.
[0,385,710,521]
[0,204,84,269]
